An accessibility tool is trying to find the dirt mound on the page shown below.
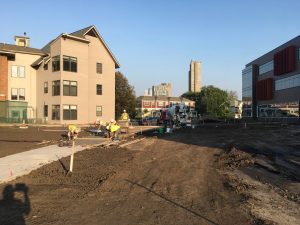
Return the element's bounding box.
[218,145,300,225]
[219,146,255,169]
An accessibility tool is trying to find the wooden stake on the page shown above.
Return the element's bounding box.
[70,140,75,172]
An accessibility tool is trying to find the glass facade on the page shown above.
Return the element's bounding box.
[242,66,252,100]
[275,74,300,91]
[259,60,273,75]
[258,103,299,118]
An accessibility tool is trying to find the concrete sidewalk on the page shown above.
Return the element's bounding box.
[0,137,108,184]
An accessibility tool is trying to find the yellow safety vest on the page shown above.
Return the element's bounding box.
[68,125,77,133]
[121,113,129,120]
[110,124,120,132]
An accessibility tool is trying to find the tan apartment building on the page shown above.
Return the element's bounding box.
[0,26,120,124]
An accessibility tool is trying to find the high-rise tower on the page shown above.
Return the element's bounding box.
[189,60,202,92]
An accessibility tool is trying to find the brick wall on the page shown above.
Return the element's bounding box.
[0,55,8,100]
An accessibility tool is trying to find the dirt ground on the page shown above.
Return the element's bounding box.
[0,123,299,225]
[0,126,68,158]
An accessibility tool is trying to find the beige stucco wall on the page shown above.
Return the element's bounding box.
[86,35,115,124]
[36,34,116,125]
[8,53,40,119]
[36,38,62,123]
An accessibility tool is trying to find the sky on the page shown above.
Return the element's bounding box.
[1,0,300,98]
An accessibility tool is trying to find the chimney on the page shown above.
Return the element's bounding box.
[14,32,30,47]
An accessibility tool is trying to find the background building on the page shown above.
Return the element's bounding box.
[144,83,172,97]
[242,35,300,119]
[0,25,120,124]
[137,96,195,117]
[189,60,202,92]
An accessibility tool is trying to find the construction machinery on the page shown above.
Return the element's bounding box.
[158,103,198,126]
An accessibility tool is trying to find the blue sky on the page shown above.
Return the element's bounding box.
[1,0,300,98]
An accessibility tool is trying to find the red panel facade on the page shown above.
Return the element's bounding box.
[256,78,273,101]
[273,45,296,76]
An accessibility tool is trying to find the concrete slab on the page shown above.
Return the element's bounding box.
[0,137,108,184]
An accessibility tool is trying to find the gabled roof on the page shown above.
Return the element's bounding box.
[40,25,120,68]
[0,43,45,55]
[70,26,94,38]
[41,39,55,53]
[71,25,120,68]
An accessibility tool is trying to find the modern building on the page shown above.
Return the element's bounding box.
[242,35,300,119]
[189,60,202,92]
[144,83,172,97]
[137,96,195,117]
[0,25,120,124]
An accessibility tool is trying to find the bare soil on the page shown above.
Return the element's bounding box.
[0,123,299,225]
[0,126,67,158]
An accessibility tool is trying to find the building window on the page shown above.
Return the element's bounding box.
[242,66,253,99]
[275,74,300,91]
[63,105,77,120]
[96,106,102,116]
[96,63,102,74]
[52,105,60,120]
[44,63,48,70]
[11,88,18,100]
[19,66,25,78]
[44,82,48,93]
[11,66,18,78]
[44,105,48,117]
[63,56,77,72]
[259,60,273,75]
[11,65,25,78]
[52,80,60,96]
[52,55,60,72]
[63,80,77,96]
[19,88,25,100]
[96,84,102,95]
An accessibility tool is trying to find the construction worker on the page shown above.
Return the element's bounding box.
[110,120,121,141]
[121,109,129,121]
[68,124,80,140]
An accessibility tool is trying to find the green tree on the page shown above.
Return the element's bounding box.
[115,71,137,119]
[199,86,230,118]
[182,86,232,118]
